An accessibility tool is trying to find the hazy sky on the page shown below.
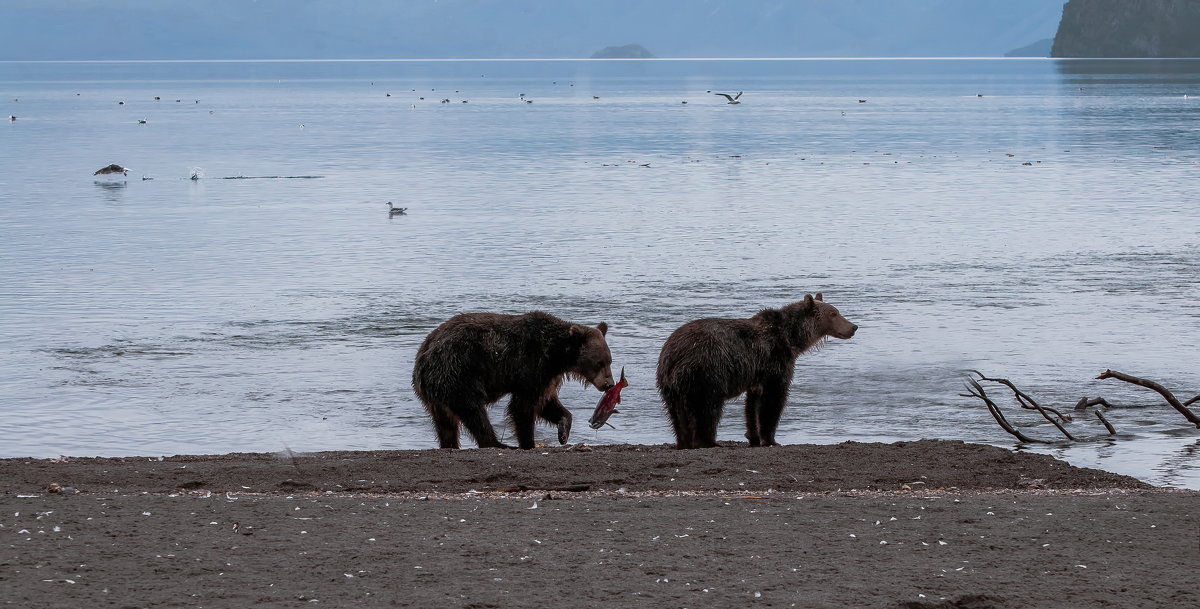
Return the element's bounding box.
[1,0,1066,60]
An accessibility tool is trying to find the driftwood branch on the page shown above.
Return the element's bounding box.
[1097,369,1200,429]
[1185,395,1199,408]
[967,370,1072,422]
[967,371,1077,440]
[496,484,591,493]
[1074,396,1113,411]
[1094,410,1116,435]
[962,377,1053,443]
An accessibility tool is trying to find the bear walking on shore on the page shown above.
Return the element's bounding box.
[412,312,615,449]
[656,294,857,449]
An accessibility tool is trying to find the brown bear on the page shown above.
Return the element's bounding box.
[656,293,857,449]
[412,311,615,449]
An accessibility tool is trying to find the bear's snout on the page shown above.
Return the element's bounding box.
[832,320,858,340]
[594,372,616,391]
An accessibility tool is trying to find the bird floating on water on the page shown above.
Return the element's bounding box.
[714,91,743,104]
[94,164,131,177]
[387,202,408,215]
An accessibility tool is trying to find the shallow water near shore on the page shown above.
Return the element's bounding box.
[1,59,1197,488]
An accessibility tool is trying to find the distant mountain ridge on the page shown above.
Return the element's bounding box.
[1052,0,1200,57]
[0,0,1063,61]
[591,45,655,59]
[1005,38,1054,58]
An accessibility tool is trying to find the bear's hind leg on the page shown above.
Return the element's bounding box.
[690,398,723,448]
[424,402,462,449]
[456,401,511,449]
[754,380,790,447]
[744,388,764,446]
[660,389,697,449]
[665,402,694,449]
[539,396,573,445]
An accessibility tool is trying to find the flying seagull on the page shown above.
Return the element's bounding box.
[714,91,743,104]
[93,164,131,176]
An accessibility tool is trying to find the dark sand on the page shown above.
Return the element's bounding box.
[2,440,1196,608]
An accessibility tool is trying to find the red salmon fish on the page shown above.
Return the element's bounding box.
[588,367,628,429]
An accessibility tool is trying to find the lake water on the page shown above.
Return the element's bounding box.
[2,59,1197,488]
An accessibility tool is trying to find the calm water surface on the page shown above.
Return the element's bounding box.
[2,59,1197,488]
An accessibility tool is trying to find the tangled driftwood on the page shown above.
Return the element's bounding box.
[965,369,1198,442]
[962,376,1051,443]
[1096,369,1200,428]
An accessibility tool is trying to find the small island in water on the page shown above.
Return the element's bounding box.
[590,44,655,59]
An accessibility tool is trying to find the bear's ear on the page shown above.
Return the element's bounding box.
[796,294,816,314]
[569,324,587,342]
[814,293,823,302]
[596,322,608,336]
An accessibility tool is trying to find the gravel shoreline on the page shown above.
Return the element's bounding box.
[3,441,1195,608]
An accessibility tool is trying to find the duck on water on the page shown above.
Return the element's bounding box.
[93,164,131,177]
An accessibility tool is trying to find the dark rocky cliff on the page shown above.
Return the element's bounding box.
[1052,0,1200,57]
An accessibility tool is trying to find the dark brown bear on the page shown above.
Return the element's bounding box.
[412,311,615,449]
[656,294,857,449]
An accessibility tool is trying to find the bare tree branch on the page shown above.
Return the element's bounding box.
[1184,395,1199,408]
[967,370,1072,422]
[1097,369,1200,429]
[962,377,1052,444]
[1073,396,1113,411]
[968,370,1078,440]
[1094,410,1116,435]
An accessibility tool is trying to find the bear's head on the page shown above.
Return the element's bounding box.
[570,322,615,391]
[810,293,857,340]
[783,293,857,350]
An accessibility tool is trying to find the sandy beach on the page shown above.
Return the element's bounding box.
[2,440,1196,608]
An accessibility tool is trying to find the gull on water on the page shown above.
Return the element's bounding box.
[387,202,408,215]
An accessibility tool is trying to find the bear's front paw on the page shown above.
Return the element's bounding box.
[557,416,572,445]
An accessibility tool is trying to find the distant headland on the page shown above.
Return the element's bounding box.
[1005,38,1053,58]
[590,44,655,59]
[1052,0,1200,57]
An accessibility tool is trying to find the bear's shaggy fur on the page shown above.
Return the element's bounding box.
[412,311,615,449]
[656,294,857,449]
